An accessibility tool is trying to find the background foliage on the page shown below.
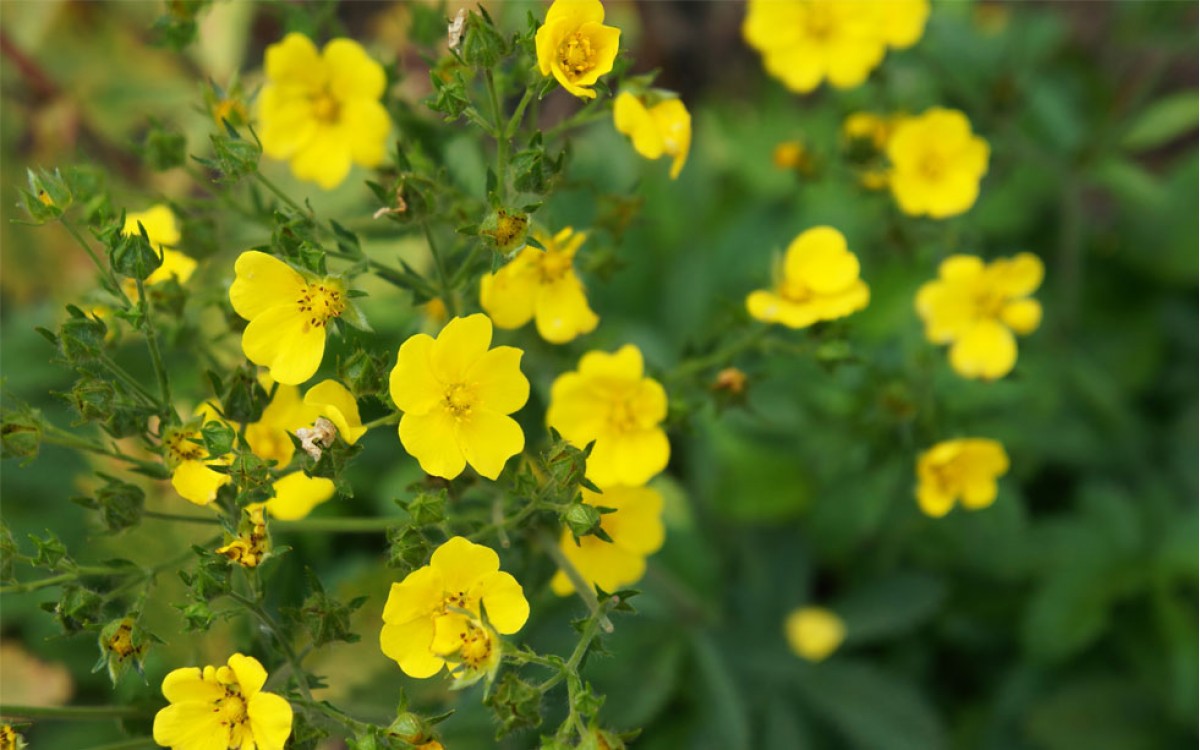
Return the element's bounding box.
[1,2,1196,749]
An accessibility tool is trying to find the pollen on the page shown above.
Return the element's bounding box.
[296,282,345,329]
[558,32,596,77]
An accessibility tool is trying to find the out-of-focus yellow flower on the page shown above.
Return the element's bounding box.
[915,438,1009,517]
[915,253,1043,380]
[1,723,26,750]
[772,140,812,172]
[547,345,669,487]
[535,0,621,100]
[163,406,231,506]
[424,297,449,327]
[613,92,691,179]
[153,653,293,750]
[785,606,845,662]
[380,536,529,679]
[245,382,318,466]
[746,226,870,329]
[480,227,599,344]
[887,107,990,219]
[973,2,1010,36]
[743,0,887,93]
[389,315,529,480]
[258,33,391,190]
[229,251,348,386]
[842,112,893,151]
[551,485,665,596]
[264,472,336,521]
[122,205,196,299]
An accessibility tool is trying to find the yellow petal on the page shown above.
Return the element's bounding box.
[479,570,530,634]
[322,38,386,100]
[290,128,352,190]
[172,460,229,506]
[241,304,326,386]
[545,0,605,27]
[577,344,643,381]
[949,319,1017,380]
[587,428,669,487]
[457,410,525,480]
[227,653,268,697]
[145,249,198,286]
[390,333,443,415]
[123,205,180,249]
[480,251,539,329]
[546,373,609,441]
[535,276,599,344]
[465,346,530,415]
[1000,298,1042,335]
[339,98,391,168]
[247,692,294,750]
[614,93,664,159]
[266,472,336,521]
[265,33,322,83]
[431,314,493,382]
[399,410,466,479]
[785,226,860,294]
[230,251,307,321]
[258,87,317,159]
[916,480,956,517]
[785,607,845,662]
[557,532,646,595]
[430,536,500,595]
[747,289,786,324]
[382,566,443,624]
[380,617,443,678]
[586,485,666,556]
[991,252,1044,297]
[153,701,227,750]
[161,667,221,703]
[304,380,367,444]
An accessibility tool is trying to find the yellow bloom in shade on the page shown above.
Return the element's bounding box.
[785,606,845,662]
[613,92,691,179]
[480,227,599,344]
[551,485,665,596]
[265,472,336,521]
[535,0,621,100]
[744,0,887,94]
[746,226,870,329]
[230,251,348,386]
[390,315,529,480]
[258,33,390,190]
[547,345,670,487]
[122,205,197,297]
[888,107,990,219]
[152,653,293,750]
[916,253,1043,380]
[380,536,529,679]
[915,438,1009,517]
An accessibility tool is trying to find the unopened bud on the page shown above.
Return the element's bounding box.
[563,502,602,539]
[481,209,529,255]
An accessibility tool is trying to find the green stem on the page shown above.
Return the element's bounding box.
[0,564,146,595]
[254,172,308,216]
[505,87,535,139]
[60,218,133,308]
[667,325,770,383]
[421,221,458,316]
[536,528,613,634]
[134,275,172,411]
[274,517,398,534]
[39,424,164,475]
[227,592,313,702]
[0,704,149,720]
[362,412,401,430]
[537,600,606,693]
[98,353,165,410]
[545,101,609,140]
[485,69,509,201]
[142,510,221,524]
[293,697,374,736]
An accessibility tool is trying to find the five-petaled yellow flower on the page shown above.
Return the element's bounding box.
[547,345,669,487]
[915,438,1009,517]
[535,0,621,100]
[887,107,990,219]
[785,606,845,662]
[746,226,870,329]
[380,536,529,679]
[122,205,196,298]
[153,653,293,750]
[551,484,665,596]
[390,314,529,480]
[480,226,599,344]
[916,253,1043,380]
[614,91,692,179]
[230,251,349,386]
[259,33,391,190]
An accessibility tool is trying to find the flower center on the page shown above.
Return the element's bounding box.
[918,152,946,180]
[164,429,205,464]
[558,31,596,78]
[607,398,641,433]
[310,89,341,124]
[536,250,573,282]
[779,278,812,304]
[215,689,251,744]
[804,5,836,41]
[931,458,964,493]
[297,282,345,329]
[973,287,1008,319]
[456,622,493,669]
[442,383,476,419]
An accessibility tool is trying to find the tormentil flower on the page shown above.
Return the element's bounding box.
[380,536,529,679]
[785,606,845,662]
[390,315,529,480]
[163,406,231,506]
[152,653,293,750]
[746,226,870,329]
[535,0,621,100]
[122,205,196,298]
[258,33,391,190]
[614,92,691,179]
[915,438,1009,517]
[551,485,665,596]
[887,107,990,219]
[743,0,887,94]
[480,226,600,344]
[229,251,353,386]
[547,345,669,487]
[915,253,1043,380]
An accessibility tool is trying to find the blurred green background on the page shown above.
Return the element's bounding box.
[1,2,1196,749]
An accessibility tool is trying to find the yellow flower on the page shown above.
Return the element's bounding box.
[480,227,600,344]
[772,140,811,172]
[743,0,887,94]
[258,33,390,190]
[887,107,990,219]
[229,251,349,386]
[915,438,1009,517]
[264,472,336,521]
[746,226,870,329]
[547,345,669,487]
[216,505,270,567]
[785,606,845,662]
[613,92,691,179]
[163,407,231,506]
[915,253,1043,380]
[245,382,319,466]
[122,205,197,298]
[152,653,293,750]
[304,379,367,445]
[551,485,665,596]
[390,315,529,480]
[842,111,894,151]
[380,536,529,679]
[535,0,621,100]
[1,723,26,750]
[868,0,931,50]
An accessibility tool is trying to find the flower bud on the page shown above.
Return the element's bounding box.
[387,712,431,744]
[481,209,529,255]
[96,616,151,685]
[563,502,602,539]
[1,409,42,462]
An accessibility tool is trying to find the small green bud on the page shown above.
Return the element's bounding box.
[1,408,42,462]
[58,307,108,364]
[74,473,145,534]
[460,10,506,68]
[480,209,529,254]
[143,121,187,171]
[200,420,235,458]
[219,365,269,423]
[386,712,430,744]
[402,491,446,527]
[20,168,72,224]
[67,377,116,423]
[47,585,104,634]
[563,502,602,539]
[338,349,388,399]
[95,616,153,685]
[387,526,432,574]
[201,130,261,184]
[484,673,543,738]
[108,221,163,280]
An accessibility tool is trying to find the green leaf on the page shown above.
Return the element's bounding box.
[1122,91,1199,151]
[835,572,946,645]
